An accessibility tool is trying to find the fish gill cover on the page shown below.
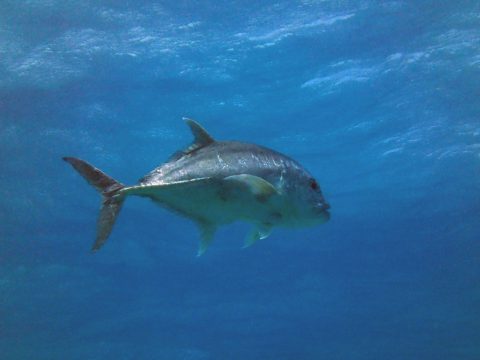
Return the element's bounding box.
[0,1,479,359]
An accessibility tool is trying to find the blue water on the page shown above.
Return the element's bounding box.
[1,1,479,359]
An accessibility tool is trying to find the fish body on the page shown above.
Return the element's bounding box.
[64,119,330,255]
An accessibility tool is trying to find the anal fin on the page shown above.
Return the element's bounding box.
[196,221,217,257]
[243,223,272,248]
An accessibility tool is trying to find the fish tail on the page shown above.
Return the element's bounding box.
[63,157,125,251]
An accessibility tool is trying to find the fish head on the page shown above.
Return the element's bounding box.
[287,172,330,226]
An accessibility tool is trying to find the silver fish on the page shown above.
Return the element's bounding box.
[63,119,330,255]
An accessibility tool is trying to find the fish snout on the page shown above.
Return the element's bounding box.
[313,201,331,222]
[315,202,330,212]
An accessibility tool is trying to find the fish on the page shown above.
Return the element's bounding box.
[63,118,330,256]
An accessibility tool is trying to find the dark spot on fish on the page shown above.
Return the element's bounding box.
[255,194,269,203]
[310,179,319,191]
[271,212,282,220]
[218,188,228,201]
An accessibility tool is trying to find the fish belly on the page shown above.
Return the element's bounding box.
[147,184,271,225]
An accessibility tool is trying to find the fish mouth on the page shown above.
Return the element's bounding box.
[314,202,331,221]
[315,202,330,212]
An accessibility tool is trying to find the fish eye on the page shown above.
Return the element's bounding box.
[310,179,319,191]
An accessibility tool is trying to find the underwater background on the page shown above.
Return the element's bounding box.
[1,1,479,359]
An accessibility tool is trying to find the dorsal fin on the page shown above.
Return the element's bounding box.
[183,118,215,146]
[166,118,215,162]
[166,118,215,161]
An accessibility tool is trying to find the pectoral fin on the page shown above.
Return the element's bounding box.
[243,223,273,248]
[224,174,277,201]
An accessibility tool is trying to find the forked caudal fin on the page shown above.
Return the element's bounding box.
[63,157,125,251]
